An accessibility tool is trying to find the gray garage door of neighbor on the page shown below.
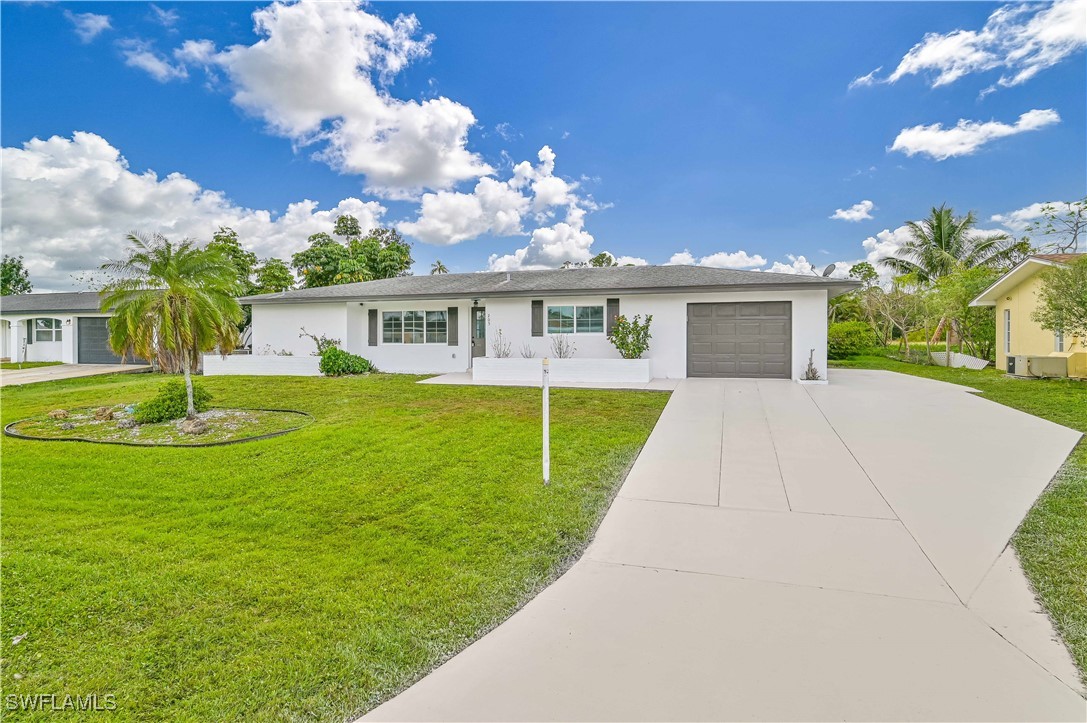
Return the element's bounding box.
[77,317,126,364]
[687,301,792,378]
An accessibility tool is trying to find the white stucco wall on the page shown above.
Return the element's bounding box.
[249,288,830,379]
[0,314,102,363]
[484,289,829,380]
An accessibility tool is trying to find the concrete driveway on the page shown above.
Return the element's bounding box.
[367,370,1085,721]
[0,363,150,387]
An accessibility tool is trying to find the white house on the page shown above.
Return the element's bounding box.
[237,265,858,382]
[1,291,123,364]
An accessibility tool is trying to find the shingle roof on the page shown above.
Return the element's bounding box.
[0,291,106,314]
[1031,253,1084,264]
[241,265,859,304]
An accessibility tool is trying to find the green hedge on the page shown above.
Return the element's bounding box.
[828,321,877,359]
[134,379,212,424]
[319,348,374,376]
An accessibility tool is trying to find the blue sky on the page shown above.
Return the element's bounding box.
[2,1,1084,289]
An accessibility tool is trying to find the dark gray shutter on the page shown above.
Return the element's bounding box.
[447,306,458,346]
[26,319,33,344]
[606,298,620,334]
[531,300,544,337]
[368,309,378,346]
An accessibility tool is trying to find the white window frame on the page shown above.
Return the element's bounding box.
[34,317,62,343]
[381,310,447,344]
[1055,330,1064,353]
[1003,309,1011,354]
[546,304,604,335]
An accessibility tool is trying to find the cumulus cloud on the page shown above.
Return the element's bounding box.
[119,39,188,82]
[666,249,767,269]
[1,133,385,291]
[830,199,876,222]
[151,1,490,197]
[991,200,1072,230]
[614,255,648,266]
[853,0,1086,91]
[64,11,111,43]
[890,108,1060,160]
[487,205,597,272]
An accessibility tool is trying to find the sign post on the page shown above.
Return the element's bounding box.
[542,357,550,486]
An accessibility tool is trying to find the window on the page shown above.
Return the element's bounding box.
[382,310,447,344]
[1056,331,1065,353]
[547,305,604,334]
[1004,309,1011,354]
[34,318,62,342]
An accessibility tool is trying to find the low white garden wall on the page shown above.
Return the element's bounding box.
[203,354,321,376]
[472,357,652,384]
[929,352,990,370]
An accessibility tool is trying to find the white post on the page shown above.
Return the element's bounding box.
[542,357,550,486]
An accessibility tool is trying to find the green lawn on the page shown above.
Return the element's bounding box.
[833,353,1087,684]
[1,361,63,370]
[0,373,668,720]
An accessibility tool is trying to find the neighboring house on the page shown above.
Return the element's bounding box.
[240,266,858,380]
[970,253,1086,378]
[0,292,124,364]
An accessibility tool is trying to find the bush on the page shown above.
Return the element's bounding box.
[319,347,373,376]
[134,379,211,424]
[827,321,877,359]
[609,314,653,359]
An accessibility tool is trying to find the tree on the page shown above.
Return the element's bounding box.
[207,227,258,294]
[589,252,618,267]
[430,260,449,275]
[868,276,928,355]
[848,262,878,288]
[100,233,243,418]
[1027,198,1086,254]
[1032,256,1087,340]
[879,205,1026,282]
[1,255,32,296]
[253,258,295,293]
[926,266,1002,361]
[292,217,414,288]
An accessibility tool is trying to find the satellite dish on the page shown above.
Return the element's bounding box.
[822,263,837,277]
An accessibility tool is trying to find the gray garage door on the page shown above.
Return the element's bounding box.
[687,302,791,378]
[78,317,126,364]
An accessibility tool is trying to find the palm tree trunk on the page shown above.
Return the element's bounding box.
[183,360,196,418]
[945,319,952,367]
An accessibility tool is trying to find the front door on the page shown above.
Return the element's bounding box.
[471,307,487,358]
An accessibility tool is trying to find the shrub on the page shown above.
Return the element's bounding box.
[319,347,373,376]
[134,379,211,424]
[609,314,653,359]
[827,321,877,359]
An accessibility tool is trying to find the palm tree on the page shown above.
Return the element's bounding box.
[430,260,449,275]
[878,205,1022,282]
[100,233,243,417]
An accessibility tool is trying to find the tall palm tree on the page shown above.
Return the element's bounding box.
[430,260,449,275]
[879,205,1022,282]
[100,233,243,417]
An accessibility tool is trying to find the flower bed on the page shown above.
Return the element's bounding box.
[5,405,311,446]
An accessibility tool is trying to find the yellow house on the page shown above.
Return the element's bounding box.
[970,253,1085,378]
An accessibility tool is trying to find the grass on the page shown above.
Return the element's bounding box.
[7,405,309,446]
[0,373,668,721]
[833,351,1087,684]
[1,362,63,370]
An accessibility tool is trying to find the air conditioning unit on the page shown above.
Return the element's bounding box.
[1010,355,1068,379]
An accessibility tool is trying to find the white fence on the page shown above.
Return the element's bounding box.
[472,357,652,384]
[929,352,990,370]
[203,354,321,376]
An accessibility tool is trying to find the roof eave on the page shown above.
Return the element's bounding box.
[968,258,1058,307]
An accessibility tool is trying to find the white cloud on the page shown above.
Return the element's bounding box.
[1,133,385,291]
[848,67,881,90]
[487,205,596,271]
[119,39,188,82]
[665,249,767,269]
[614,255,648,266]
[162,1,490,197]
[853,0,1086,91]
[830,199,875,222]
[889,108,1060,160]
[991,199,1080,231]
[150,4,180,28]
[64,11,111,43]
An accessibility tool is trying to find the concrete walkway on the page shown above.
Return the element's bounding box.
[367,370,1085,721]
[0,363,150,387]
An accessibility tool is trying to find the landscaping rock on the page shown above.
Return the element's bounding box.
[59,422,75,430]
[47,409,68,419]
[180,418,208,435]
[94,407,114,421]
[116,419,137,430]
